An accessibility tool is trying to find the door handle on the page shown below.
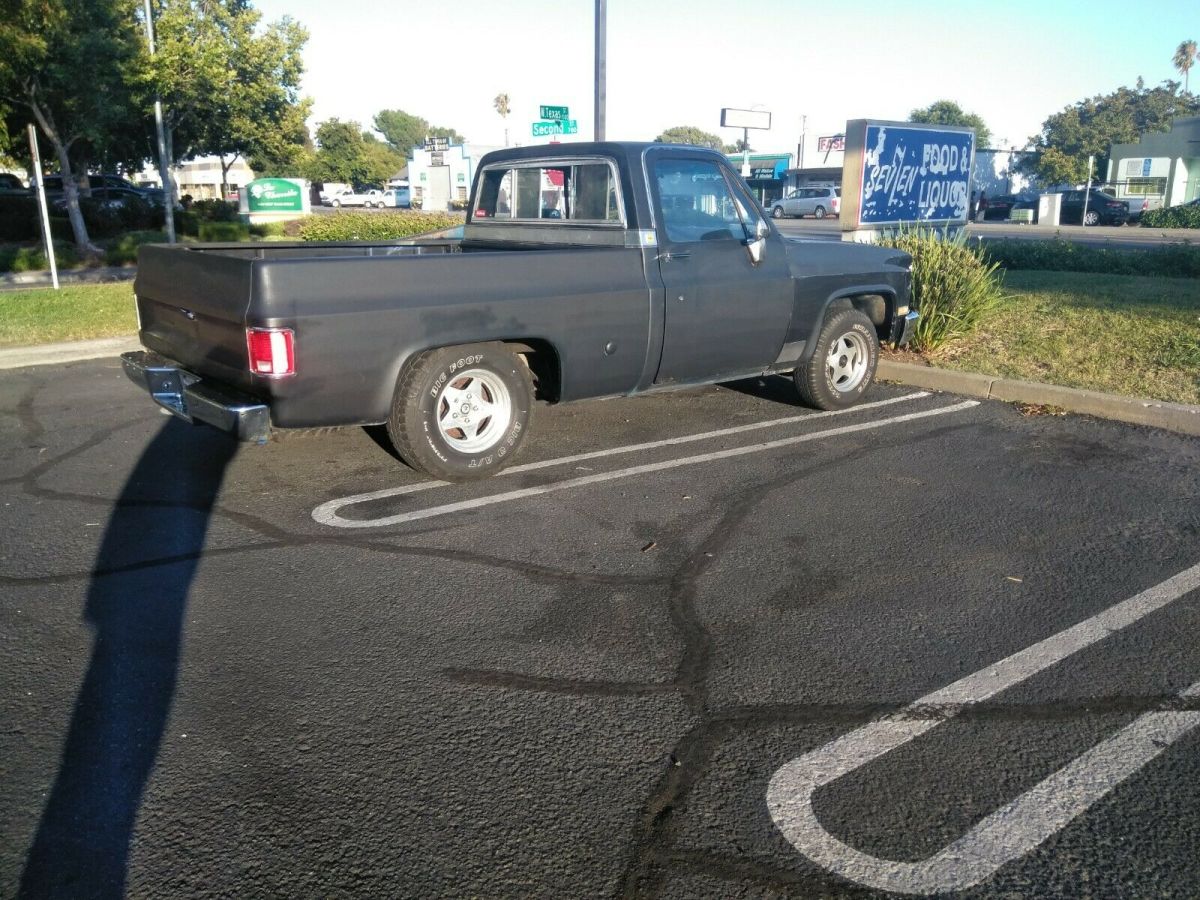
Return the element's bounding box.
[656,250,691,262]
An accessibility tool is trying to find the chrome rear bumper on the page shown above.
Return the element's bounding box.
[121,350,270,442]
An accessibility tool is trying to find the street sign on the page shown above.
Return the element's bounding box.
[540,105,569,120]
[532,119,578,137]
[423,135,449,151]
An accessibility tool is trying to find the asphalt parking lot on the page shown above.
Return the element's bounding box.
[2,359,1199,898]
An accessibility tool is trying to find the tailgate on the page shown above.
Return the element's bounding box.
[133,245,256,390]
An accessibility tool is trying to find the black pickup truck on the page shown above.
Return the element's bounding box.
[123,142,917,480]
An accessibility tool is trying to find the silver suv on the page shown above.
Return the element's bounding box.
[769,186,840,219]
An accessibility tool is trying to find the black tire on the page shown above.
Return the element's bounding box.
[813,205,826,220]
[772,206,784,219]
[331,199,341,208]
[793,308,879,410]
[387,343,533,481]
[1083,209,1100,226]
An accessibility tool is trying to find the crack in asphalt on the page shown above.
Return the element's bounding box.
[425,422,979,898]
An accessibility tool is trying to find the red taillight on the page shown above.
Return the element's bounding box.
[246,327,295,377]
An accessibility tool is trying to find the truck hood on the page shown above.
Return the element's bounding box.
[780,236,911,279]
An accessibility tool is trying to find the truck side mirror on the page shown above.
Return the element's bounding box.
[743,218,769,265]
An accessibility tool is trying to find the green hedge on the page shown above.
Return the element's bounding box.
[1140,204,1200,229]
[198,220,250,242]
[984,238,1200,277]
[876,228,1004,352]
[297,210,463,242]
[104,230,170,266]
[0,241,80,272]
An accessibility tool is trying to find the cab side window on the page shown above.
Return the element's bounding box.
[655,159,747,243]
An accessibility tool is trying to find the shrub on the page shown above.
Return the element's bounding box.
[104,231,170,266]
[1140,204,1200,229]
[983,238,1200,278]
[876,227,1005,352]
[0,240,80,272]
[198,220,250,242]
[249,220,288,238]
[189,199,240,222]
[297,210,463,242]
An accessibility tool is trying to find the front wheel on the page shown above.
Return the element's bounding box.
[772,206,784,219]
[387,343,533,481]
[793,308,879,410]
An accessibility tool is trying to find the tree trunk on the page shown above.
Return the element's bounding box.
[28,101,98,256]
[219,153,239,201]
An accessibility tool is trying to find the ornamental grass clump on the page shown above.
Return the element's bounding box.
[877,227,1005,352]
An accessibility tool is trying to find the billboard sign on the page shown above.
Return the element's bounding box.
[720,108,772,130]
[840,120,974,229]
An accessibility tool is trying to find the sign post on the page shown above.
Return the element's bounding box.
[27,125,58,290]
[1080,154,1095,227]
[720,108,772,177]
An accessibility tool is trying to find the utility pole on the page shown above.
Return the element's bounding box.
[28,125,58,290]
[798,114,807,170]
[594,0,606,141]
[142,0,176,242]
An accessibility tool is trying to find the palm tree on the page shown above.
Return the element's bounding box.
[493,92,511,146]
[1174,40,1197,93]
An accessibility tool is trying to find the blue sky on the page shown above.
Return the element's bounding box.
[252,0,1198,154]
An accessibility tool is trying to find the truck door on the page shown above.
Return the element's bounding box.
[648,151,793,384]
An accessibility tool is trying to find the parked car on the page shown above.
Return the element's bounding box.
[769,186,840,219]
[122,142,917,482]
[41,173,169,207]
[382,187,411,208]
[1057,189,1128,226]
[325,187,384,208]
[0,173,28,195]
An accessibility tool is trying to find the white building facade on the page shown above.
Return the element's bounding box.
[407,143,501,211]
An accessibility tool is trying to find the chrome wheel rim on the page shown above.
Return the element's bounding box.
[435,368,512,453]
[826,331,869,392]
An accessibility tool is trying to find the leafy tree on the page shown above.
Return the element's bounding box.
[373,109,464,155]
[1174,40,1197,94]
[1020,80,1200,185]
[908,100,992,148]
[654,125,726,150]
[731,138,753,153]
[306,120,402,186]
[148,1,312,196]
[0,0,147,254]
[494,92,510,146]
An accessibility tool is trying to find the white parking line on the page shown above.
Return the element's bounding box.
[767,560,1200,896]
[313,398,975,529]
[311,391,930,528]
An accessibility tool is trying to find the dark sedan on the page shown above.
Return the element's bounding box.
[1058,189,1128,226]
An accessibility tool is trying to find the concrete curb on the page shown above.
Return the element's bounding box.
[0,336,141,371]
[878,360,1200,437]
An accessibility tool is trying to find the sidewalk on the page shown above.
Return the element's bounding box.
[2,336,1197,437]
[0,266,135,291]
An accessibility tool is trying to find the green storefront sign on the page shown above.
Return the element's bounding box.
[246,178,304,213]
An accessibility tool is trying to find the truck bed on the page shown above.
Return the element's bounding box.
[133,239,656,427]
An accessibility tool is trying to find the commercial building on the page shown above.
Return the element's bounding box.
[1107,116,1200,209]
[135,155,257,201]
[725,153,792,204]
[408,143,501,211]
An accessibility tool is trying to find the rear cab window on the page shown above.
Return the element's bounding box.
[473,159,624,224]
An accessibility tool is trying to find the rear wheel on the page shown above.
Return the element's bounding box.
[813,205,827,219]
[331,199,341,208]
[793,308,879,410]
[387,343,533,481]
[1083,209,1100,226]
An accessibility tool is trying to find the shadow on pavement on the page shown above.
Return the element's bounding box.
[19,419,237,899]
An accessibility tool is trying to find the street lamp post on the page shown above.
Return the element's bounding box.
[142,0,176,243]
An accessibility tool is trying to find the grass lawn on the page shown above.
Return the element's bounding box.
[929,270,1200,405]
[0,283,136,347]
